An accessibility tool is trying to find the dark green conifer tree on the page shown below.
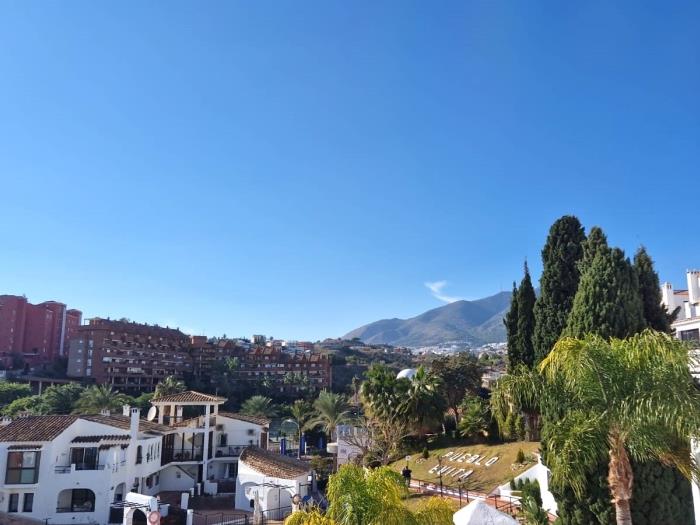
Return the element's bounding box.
[633,246,671,333]
[504,281,520,371]
[533,216,586,362]
[516,262,536,368]
[578,225,608,273]
[565,247,645,339]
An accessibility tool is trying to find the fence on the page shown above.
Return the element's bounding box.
[191,506,293,525]
[409,478,521,516]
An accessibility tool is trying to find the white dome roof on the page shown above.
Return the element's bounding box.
[397,368,417,380]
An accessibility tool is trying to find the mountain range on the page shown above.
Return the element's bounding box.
[343,291,512,348]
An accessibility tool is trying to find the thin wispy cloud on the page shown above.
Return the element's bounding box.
[424,281,463,303]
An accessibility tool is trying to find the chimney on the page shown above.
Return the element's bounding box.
[1,416,12,426]
[100,408,111,416]
[122,405,131,417]
[130,408,140,438]
[688,270,700,305]
[661,282,674,310]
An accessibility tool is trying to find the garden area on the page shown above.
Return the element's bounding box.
[391,440,540,493]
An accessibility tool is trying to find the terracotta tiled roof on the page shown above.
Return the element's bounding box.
[239,446,311,479]
[151,390,227,404]
[0,415,78,442]
[80,414,174,435]
[218,412,270,427]
[8,444,42,450]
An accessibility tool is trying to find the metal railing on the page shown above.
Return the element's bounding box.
[191,506,293,525]
[409,478,521,515]
[214,445,251,457]
[54,463,105,473]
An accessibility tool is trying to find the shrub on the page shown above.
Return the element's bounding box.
[422,447,429,459]
[516,448,525,464]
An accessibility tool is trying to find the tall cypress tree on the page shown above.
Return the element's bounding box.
[634,247,671,333]
[566,247,645,339]
[504,281,520,371]
[516,262,536,368]
[631,246,693,525]
[533,216,586,362]
[555,242,688,525]
[579,226,608,273]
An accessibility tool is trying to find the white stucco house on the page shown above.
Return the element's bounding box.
[235,446,314,520]
[0,390,296,524]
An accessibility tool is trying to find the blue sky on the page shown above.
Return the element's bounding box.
[1,1,698,340]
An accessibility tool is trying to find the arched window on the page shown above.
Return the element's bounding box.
[56,489,95,513]
[136,446,142,464]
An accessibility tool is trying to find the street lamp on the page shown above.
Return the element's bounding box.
[282,419,302,459]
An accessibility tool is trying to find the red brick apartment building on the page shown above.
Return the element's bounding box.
[0,294,82,368]
[67,319,332,396]
[67,318,192,395]
[190,338,332,395]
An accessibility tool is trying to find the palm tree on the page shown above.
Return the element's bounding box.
[307,390,350,442]
[289,399,313,458]
[240,395,277,418]
[360,364,408,419]
[492,331,700,525]
[490,364,544,440]
[74,385,130,414]
[154,376,186,399]
[399,366,445,437]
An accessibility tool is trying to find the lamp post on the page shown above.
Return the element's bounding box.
[437,456,443,497]
[282,419,302,459]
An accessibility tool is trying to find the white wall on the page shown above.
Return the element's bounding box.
[496,456,557,516]
[160,464,198,492]
[234,460,308,513]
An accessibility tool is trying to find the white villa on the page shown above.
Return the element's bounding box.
[0,390,313,524]
[661,270,700,344]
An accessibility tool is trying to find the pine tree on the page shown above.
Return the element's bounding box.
[504,281,520,371]
[533,216,586,362]
[516,262,536,368]
[566,247,645,339]
[634,247,671,333]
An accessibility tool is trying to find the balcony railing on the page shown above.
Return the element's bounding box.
[214,445,254,458]
[55,464,105,473]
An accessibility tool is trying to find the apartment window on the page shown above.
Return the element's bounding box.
[6,451,40,484]
[23,493,34,512]
[136,446,143,464]
[8,493,19,512]
[680,329,700,342]
[71,447,98,470]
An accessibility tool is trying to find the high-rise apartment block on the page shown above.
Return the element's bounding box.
[0,295,82,368]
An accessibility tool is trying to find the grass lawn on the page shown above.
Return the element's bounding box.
[390,440,541,494]
[402,493,459,512]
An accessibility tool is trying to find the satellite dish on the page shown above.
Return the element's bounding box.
[146,406,157,422]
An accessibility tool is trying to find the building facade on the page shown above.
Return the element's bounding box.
[67,319,332,396]
[0,391,284,524]
[0,295,82,369]
[67,319,193,395]
[661,270,700,343]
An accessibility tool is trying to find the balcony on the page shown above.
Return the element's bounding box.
[55,463,106,473]
[213,445,251,458]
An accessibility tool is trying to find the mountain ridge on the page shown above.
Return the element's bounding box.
[343,291,512,347]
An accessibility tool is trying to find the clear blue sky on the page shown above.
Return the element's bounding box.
[1,1,698,340]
